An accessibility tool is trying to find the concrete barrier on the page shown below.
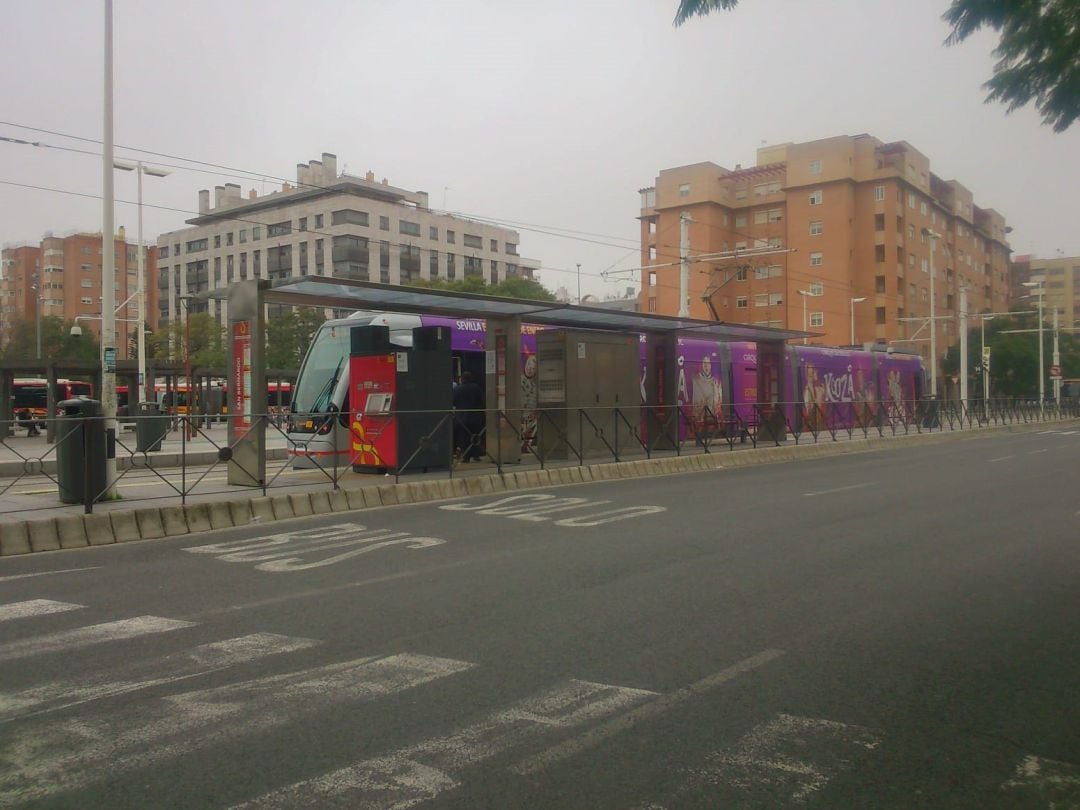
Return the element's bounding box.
[56,515,89,550]
[110,511,140,543]
[0,521,31,555]
[83,513,114,546]
[29,519,60,552]
[185,504,212,534]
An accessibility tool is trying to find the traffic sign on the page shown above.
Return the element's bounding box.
[982,346,991,361]
[1050,364,1062,380]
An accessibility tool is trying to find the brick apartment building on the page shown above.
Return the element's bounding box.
[157,152,539,326]
[639,134,1012,374]
[0,230,159,358]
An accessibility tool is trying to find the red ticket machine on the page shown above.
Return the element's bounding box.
[349,326,398,472]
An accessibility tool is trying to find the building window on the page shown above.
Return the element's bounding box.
[736,268,748,281]
[214,257,221,282]
[186,238,208,253]
[919,201,927,216]
[908,193,916,209]
[810,312,824,327]
[810,281,824,296]
[506,242,518,255]
[379,216,390,231]
[875,213,885,232]
[399,244,421,283]
[736,296,748,309]
[315,214,324,229]
[809,220,823,236]
[875,306,887,324]
[226,232,234,246]
[809,159,822,174]
[298,217,308,232]
[735,214,747,228]
[237,254,245,281]
[429,249,439,277]
[735,188,747,200]
[755,266,769,280]
[768,236,782,248]
[160,246,170,259]
[735,241,747,251]
[875,244,886,262]
[874,185,885,202]
[875,275,886,294]
[267,222,290,238]
[921,258,929,273]
[399,220,420,237]
[649,271,657,286]
[754,293,769,307]
[463,234,483,249]
[809,190,823,206]
[678,183,690,197]
[769,293,783,306]
[80,296,93,305]
[81,279,93,288]
[768,209,783,223]
[213,235,221,249]
[427,226,438,240]
[647,297,657,312]
[490,239,498,252]
[252,226,262,241]
[447,231,456,244]
[332,209,368,227]
[239,229,247,244]
[754,211,768,225]
[447,253,456,279]
[810,252,823,267]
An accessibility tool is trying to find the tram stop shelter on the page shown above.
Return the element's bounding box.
[215,277,809,485]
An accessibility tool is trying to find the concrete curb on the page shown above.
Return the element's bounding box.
[2,417,1075,556]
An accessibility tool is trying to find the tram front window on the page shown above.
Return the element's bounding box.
[291,325,352,429]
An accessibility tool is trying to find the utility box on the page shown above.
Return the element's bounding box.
[348,324,452,474]
[536,329,640,460]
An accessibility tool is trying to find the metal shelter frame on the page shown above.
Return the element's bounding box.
[213,277,812,486]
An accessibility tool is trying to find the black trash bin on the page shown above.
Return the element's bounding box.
[56,398,106,505]
[135,401,168,452]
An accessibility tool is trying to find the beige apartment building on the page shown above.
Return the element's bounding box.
[639,134,1012,373]
[157,153,537,325]
[0,231,159,358]
[1010,254,1080,331]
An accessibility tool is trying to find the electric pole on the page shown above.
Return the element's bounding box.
[678,212,690,318]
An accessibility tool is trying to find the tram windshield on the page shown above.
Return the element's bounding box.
[292,323,352,415]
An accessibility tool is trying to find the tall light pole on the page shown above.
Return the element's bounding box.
[797,289,810,345]
[1052,305,1060,407]
[576,263,581,305]
[980,313,993,422]
[922,229,941,398]
[678,212,691,318]
[114,160,169,404]
[849,296,866,347]
[101,0,117,497]
[30,274,42,360]
[1022,280,1045,414]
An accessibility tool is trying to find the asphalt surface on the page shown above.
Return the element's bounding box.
[1,426,1078,808]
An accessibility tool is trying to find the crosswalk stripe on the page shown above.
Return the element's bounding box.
[0,600,84,622]
[0,633,319,722]
[0,616,195,663]
[237,679,658,808]
[1,652,474,805]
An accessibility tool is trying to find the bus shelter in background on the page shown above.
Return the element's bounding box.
[220,277,808,486]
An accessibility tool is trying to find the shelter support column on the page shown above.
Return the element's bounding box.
[227,280,268,486]
[644,333,679,450]
[485,316,523,465]
[0,370,12,437]
[45,366,58,444]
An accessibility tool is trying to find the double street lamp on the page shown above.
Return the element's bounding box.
[114,160,170,405]
[797,289,811,345]
[1021,280,1046,413]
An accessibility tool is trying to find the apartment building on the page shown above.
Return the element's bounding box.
[157,153,536,325]
[639,135,1012,372]
[0,231,159,358]
[1010,254,1080,331]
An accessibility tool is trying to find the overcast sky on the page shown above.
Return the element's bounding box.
[2,0,1077,300]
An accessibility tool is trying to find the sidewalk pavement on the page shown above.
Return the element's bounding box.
[1,417,1076,555]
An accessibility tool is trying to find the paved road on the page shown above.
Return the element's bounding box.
[1,427,1078,808]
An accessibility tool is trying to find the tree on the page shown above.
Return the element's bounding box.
[264,308,326,370]
[942,314,1080,397]
[0,315,100,366]
[673,0,1080,132]
[147,312,226,368]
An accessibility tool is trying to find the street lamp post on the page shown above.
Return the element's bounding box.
[1022,280,1045,415]
[114,160,169,405]
[849,296,866,347]
[922,229,941,398]
[102,0,117,498]
[797,289,810,345]
[178,294,198,439]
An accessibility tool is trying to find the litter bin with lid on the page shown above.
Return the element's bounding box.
[135,401,169,452]
[56,398,106,505]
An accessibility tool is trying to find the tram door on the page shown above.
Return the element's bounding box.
[757,342,786,441]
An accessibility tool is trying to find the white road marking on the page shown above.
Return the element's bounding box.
[0,632,319,722]
[1060,430,1077,435]
[0,599,84,622]
[184,523,445,572]
[986,455,1015,463]
[1000,754,1080,804]
[0,566,102,583]
[441,494,666,527]
[0,615,195,662]
[802,483,873,498]
[652,713,880,806]
[0,652,473,804]
[1027,448,1049,454]
[237,678,657,809]
[512,649,785,776]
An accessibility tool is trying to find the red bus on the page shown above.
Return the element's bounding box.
[13,378,94,425]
